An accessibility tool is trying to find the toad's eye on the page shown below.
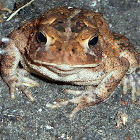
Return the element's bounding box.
[88,36,98,47]
[36,32,47,43]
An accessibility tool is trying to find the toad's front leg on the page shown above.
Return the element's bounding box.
[48,57,129,118]
[1,36,39,101]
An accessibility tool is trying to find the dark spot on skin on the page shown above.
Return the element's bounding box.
[76,21,80,26]
[56,46,62,52]
[55,26,65,32]
[71,18,87,33]
[71,23,86,33]
[71,27,76,32]
[51,19,66,32]
[71,47,77,53]
[94,95,104,102]
[71,17,77,22]
[107,88,113,92]
[57,21,64,24]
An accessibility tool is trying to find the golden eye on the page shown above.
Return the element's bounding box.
[36,32,47,43]
[88,36,98,47]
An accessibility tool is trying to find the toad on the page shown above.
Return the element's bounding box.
[1,7,140,117]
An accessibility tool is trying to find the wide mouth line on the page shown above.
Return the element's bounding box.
[33,60,100,68]
[47,65,82,75]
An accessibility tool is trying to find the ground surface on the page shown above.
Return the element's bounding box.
[0,0,140,140]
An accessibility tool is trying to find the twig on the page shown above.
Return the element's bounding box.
[6,0,35,21]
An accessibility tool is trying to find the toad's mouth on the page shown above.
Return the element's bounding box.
[33,60,100,69]
[24,54,100,70]
[35,61,101,75]
[24,56,101,75]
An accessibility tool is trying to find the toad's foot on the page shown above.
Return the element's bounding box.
[46,86,98,118]
[2,69,39,101]
[122,67,140,103]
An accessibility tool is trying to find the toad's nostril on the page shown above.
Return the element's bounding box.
[71,47,77,53]
[56,46,62,52]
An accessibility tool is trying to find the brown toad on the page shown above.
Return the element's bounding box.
[1,7,140,117]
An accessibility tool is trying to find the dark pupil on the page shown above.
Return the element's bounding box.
[37,32,47,43]
[88,36,98,46]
